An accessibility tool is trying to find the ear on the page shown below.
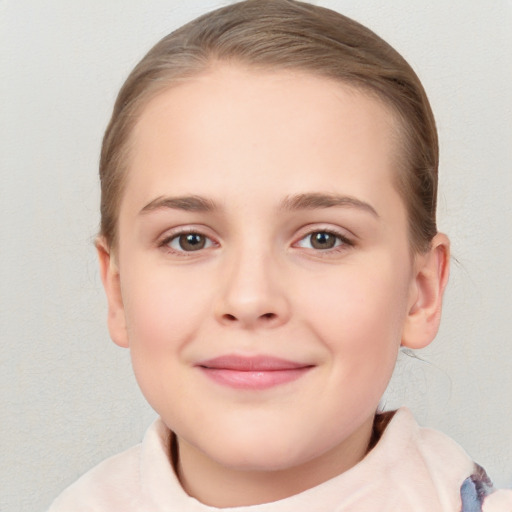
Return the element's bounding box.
[401,233,450,349]
[96,237,129,348]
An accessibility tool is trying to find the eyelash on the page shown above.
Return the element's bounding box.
[159,228,218,256]
[158,227,354,256]
[293,229,354,254]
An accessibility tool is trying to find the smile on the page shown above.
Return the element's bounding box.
[196,355,314,390]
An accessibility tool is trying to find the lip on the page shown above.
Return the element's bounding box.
[196,355,314,390]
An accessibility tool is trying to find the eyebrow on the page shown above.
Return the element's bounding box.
[140,195,219,214]
[139,192,378,217]
[280,193,379,217]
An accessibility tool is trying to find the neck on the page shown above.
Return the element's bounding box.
[174,415,375,508]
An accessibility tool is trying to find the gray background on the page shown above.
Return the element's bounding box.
[1,1,511,510]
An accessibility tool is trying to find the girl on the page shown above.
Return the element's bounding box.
[48,0,512,510]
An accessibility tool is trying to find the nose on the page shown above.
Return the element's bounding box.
[214,248,291,329]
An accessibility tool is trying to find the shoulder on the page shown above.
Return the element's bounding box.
[370,408,473,510]
[47,443,143,511]
[482,489,512,512]
[47,418,177,512]
[378,407,475,480]
[413,417,512,511]
[382,408,512,512]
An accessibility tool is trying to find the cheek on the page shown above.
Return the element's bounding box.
[120,267,212,400]
[123,265,213,414]
[297,256,410,366]
[123,266,209,347]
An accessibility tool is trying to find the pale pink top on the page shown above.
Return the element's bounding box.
[48,408,512,511]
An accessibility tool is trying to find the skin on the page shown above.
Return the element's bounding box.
[97,65,449,507]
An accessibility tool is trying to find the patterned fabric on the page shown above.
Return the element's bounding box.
[460,464,496,512]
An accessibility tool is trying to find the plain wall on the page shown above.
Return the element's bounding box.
[1,1,511,510]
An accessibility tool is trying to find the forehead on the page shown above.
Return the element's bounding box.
[133,65,400,143]
[123,65,403,218]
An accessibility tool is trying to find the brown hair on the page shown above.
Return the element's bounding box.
[100,0,438,252]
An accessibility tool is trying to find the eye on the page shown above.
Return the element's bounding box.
[165,232,214,252]
[295,230,349,250]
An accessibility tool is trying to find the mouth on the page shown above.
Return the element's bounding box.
[196,355,314,390]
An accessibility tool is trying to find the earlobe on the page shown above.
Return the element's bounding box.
[96,237,129,348]
[402,233,450,349]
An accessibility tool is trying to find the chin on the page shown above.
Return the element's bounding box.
[201,428,321,472]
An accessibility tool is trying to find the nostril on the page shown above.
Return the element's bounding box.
[219,312,279,325]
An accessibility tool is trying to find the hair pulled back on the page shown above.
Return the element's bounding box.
[100,0,438,252]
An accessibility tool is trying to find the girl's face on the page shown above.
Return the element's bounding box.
[100,65,446,502]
